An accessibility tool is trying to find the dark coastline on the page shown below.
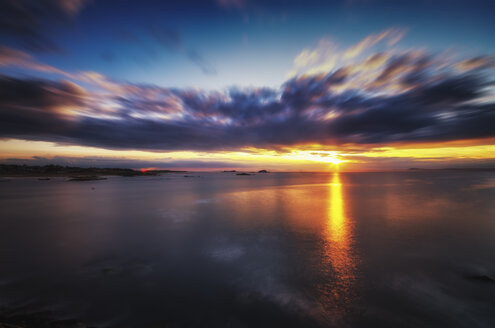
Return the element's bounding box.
[0,165,186,178]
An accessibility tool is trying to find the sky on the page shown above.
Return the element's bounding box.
[0,0,494,171]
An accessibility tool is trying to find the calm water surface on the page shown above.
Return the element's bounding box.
[0,172,494,327]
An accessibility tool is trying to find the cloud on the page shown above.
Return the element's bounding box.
[0,45,75,78]
[343,28,406,60]
[53,0,92,16]
[456,56,495,72]
[289,28,407,78]
[0,30,494,153]
[0,0,92,53]
[0,75,87,137]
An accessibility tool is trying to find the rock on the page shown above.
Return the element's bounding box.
[69,176,107,181]
[223,170,236,172]
[236,173,251,176]
[258,170,269,173]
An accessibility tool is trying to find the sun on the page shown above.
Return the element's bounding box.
[315,152,344,166]
[268,149,346,169]
[327,156,343,166]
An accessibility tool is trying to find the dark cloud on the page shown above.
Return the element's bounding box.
[0,0,92,53]
[0,50,494,152]
[372,54,414,86]
[0,75,85,141]
[0,75,83,108]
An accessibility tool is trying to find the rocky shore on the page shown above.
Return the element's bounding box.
[0,165,186,178]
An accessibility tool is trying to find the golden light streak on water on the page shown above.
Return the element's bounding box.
[319,172,358,324]
[326,172,355,291]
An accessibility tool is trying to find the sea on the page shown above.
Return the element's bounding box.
[0,171,494,327]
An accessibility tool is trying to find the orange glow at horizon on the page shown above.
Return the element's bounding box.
[0,138,494,171]
[139,167,157,173]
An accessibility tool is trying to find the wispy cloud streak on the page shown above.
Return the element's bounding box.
[0,0,92,52]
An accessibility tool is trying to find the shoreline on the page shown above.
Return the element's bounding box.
[0,164,187,178]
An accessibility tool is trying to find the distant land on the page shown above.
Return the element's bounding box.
[1,165,494,178]
[0,164,186,177]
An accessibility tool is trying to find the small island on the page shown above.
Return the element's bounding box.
[69,176,108,181]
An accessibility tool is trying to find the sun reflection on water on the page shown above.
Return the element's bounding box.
[320,172,358,322]
[329,172,346,244]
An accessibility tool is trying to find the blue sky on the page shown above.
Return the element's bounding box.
[14,0,495,89]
